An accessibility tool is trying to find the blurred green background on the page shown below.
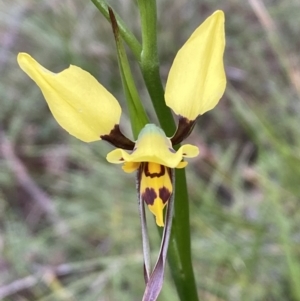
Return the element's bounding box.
[1,0,300,300]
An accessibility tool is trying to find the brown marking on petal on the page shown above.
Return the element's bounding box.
[142,188,157,205]
[101,124,135,150]
[159,187,171,204]
[171,117,196,146]
[144,162,165,178]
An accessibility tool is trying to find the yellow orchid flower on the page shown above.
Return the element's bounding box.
[107,124,199,226]
[17,10,226,227]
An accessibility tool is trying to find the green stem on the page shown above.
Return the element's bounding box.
[137,0,175,137]
[137,0,199,300]
[90,0,142,61]
[174,169,198,299]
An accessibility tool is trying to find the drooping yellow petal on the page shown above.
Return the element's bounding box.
[139,163,173,227]
[176,161,188,169]
[165,10,226,120]
[106,124,199,168]
[122,162,141,173]
[17,53,121,142]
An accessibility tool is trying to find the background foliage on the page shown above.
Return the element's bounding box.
[1,0,300,300]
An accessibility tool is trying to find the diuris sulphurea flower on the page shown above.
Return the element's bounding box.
[18,9,225,301]
[17,10,225,227]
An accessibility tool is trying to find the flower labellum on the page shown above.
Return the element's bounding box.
[139,162,172,227]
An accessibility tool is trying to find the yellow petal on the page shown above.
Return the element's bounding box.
[106,124,199,168]
[176,161,188,169]
[165,10,226,120]
[17,53,121,142]
[122,162,141,173]
[148,199,165,227]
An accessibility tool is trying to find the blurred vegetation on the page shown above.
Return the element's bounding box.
[1,0,300,300]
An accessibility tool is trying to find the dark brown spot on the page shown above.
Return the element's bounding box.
[144,163,165,178]
[101,124,135,150]
[142,188,157,205]
[108,7,119,42]
[159,187,171,204]
[171,117,196,146]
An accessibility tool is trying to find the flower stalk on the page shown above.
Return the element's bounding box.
[136,0,199,299]
[137,0,176,137]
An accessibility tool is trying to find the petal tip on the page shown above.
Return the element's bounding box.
[17,52,31,68]
[213,10,224,19]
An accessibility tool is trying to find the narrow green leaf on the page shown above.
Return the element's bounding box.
[108,8,149,138]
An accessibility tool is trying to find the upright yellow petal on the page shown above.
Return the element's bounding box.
[17,53,121,142]
[165,10,226,120]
